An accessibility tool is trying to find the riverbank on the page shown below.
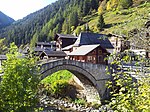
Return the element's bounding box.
[39,95,113,112]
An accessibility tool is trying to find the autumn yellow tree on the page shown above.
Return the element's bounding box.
[98,0,107,15]
[107,0,119,10]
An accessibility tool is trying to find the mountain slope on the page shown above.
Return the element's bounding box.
[0,0,149,46]
[0,11,15,28]
[0,0,99,45]
[79,2,150,35]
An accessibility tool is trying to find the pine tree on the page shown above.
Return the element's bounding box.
[30,32,38,48]
[69,11,79,28]
[62,20,70,34]
[91,0,99,10]
[97,14,105,31]
[82,0,91,16]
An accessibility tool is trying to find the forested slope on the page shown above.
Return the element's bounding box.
[0,0,149,46]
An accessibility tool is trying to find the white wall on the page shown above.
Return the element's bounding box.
[106,49,114,64]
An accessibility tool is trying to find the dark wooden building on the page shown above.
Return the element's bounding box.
[35,41,56,51]
[68,44,110,64]
[39,50,66,60]
[62,32,114,54]
[74,32,113,48]
[33,42,56,56]
[54,34,78,50]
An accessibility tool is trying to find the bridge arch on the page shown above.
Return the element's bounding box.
[40,59,111,102]
[41,64,97,87]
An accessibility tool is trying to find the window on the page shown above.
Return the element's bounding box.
[93,57,96,61]
[87,56,93,61]
[99,55,103,63]
[99,50,102,54]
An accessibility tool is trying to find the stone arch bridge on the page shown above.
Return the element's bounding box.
[39,59,111,101]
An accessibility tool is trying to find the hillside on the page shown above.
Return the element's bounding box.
[0,0,149,46]
[0,11,15,29]
[80,2,150,35]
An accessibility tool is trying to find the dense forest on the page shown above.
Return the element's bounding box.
[0,0,149,46]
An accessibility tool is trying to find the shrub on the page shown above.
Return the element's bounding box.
[106,52,150,112]
[0,43,40,112]
[74,98,86,106]
[51,80,69,97]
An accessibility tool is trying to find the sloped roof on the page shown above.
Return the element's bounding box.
[74,32,114,49]
[34,47,45,52]
[41,50,67,57]
[34,47,54,52]
[107,33,127,39]
[54,33,78,40]
[36,41,56,46]
[57,34,78,38]
[68,44,100,56]
[62,44,74,51]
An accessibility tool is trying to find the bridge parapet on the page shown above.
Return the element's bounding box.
[40,59,110,80]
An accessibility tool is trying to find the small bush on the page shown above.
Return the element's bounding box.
[74,98,86,106]
[118,10,133,15]
[106,52,150,112]
[51,80,69,97]
[92,102,101,109]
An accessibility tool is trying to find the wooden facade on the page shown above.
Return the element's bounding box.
[39,50,66,60]
[35,42,56,51]
[54,34,77,50]
[69,46,109,64]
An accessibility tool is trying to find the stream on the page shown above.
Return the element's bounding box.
[39,95,113,112]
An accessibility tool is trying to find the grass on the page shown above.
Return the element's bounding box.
[77,2,150,36]
[41,70,73,84]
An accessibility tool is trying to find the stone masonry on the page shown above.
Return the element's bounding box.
[40,59,111,102]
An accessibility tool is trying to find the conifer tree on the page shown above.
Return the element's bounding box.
[91,0,99,10]
[97,14,105,31]
[69,11,79,28]
[62,20,70,34]
[30,32,38,48]
[82,0,91,16]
